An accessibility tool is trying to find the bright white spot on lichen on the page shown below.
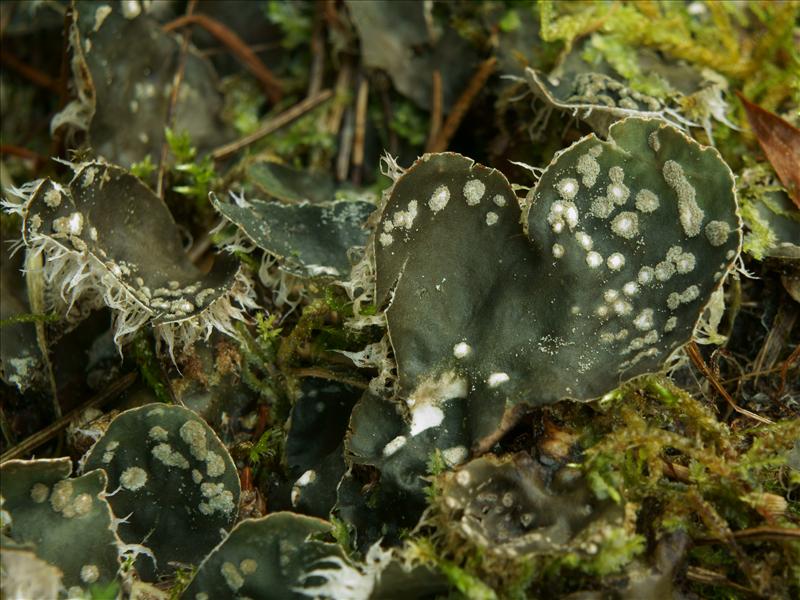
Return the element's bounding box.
[635,189,659,213]
[638,267,654,285]
[180,420,208,461]
[80,564,99,584]
[586,251,603,268]
[410,405,445,436]
[623,282,639,296]
[296,470,316,487]
[552,221,564,233]
[604,289,619,303]
[644,331,659,344]
[655,261,676,281]
[456,470,471,486]
[596,305,610,318]
[590,196,614,219]
[453,342,472,359]
[120,467,148,491]
[148,426,168,441]
[611,212,639,239]
[428,185,450,213]
[648,131,661,152]
[575,231,593,250]
[607,183,630,205]
[463,179,485,205]
[492,194,507,207]
[152,443,190,469]
[379,233,393,247]
[565,204,579,228]
[50,480,73,513]
[487,372,510,387]
[613,300,632,316]
[549,201,577,231]
[30,483,49,503]
[705,220,731,246]
[552,243,565,258]
[577,153,600,188]
[199,483,235,516]
[607,253,625,270]
[663,160,704,237]
[392,200,418,230]
[556,178,579,200]
[681,285,700,303]
[383,435,407,457]
[665,316,678,332]
[633,309,655,331]
[221,562,244,592]
[675,252,696,274]
[485,211,499,226]
[205,451,225,477]
[44,188,62,208]
[442,446,468,466]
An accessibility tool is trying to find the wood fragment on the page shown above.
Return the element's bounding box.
[686,341,773,424]
[164,13,283,104]
[0,372,137,463]
[211,90,333,161]
[351,77,369,185]
[426,69,443,152]
[695,526,800,545]
[428,57,497,153]
[737,91,800,206]
[0,50,60,93]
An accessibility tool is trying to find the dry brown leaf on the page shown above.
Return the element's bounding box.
[737,91,800,207]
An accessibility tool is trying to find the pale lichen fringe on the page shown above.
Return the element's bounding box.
[294,542,393,600]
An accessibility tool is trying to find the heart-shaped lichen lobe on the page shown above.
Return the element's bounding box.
[373,119,740,448]
[83,403,240,580]
[19,162,253,353]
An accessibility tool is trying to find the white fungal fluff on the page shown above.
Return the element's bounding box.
[552,243,565,259]
[607,253,626,270]
[586,251,603,268]
[575,232,593,250]
[623,282,639,297]
[487,372,510,387]
[556,178,579,200]
[463,179,485,206]
[410,405,445,436]
[485,211,499,226]
[428,185,450,213]
[383,435,407,457]
[453,342,472,359]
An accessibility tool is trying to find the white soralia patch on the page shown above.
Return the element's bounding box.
[392,200,418,230]
[635,189,659,213]
[198,482,235,516]
[120,467,148,491]
[586,251,603,268]
[675,252,696,274]
[30,483,49,503]
[576,153,600,188]
[485,211,499,226]
[680,285,700,303]
[492,194,507,207]
[664,316,677,332]
[655,261,676,281]
[607,182,630,205]
[667,292,681,310]
[613,300,633,316]
[648,131,661,152]
[463,179,485,206]
[575,231,593,250]
[410,405,445,436]
[487,372,510,387]
[428,185,450,213]
[180,420,208,461]
[603,289,619,303]
[662,160,704,237]
[80,564,99,584]
[552,243,565,259]
[152,443,189,469]
[442,446,468,466]
[590,196,614,219]
[556,178,579,200]
[633,309,655,331]
[638,266,654,285]
[378,232,393,247]
[453,342,472,359]
[221,561,244,592]
[705,220,731,247]
[607,252,625,270]
[610,211,639,239]
[623,282,639,296]
[382,435,407,457]
[148,426,168,441]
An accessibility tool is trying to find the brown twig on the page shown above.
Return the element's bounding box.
[0,372,137,463]
[426,69,443,151]
[307,2,325,98]
[427,57,497,153]
[0,144,48,167]
[156,0,197,199]
[164,13,282,104]
[695,526,800,545]
[686,341,773,424]
[0,50,60,93]
[50,4,74,160]
[290,367,369,390]
[351,76,369,185]
[211,90,333,161]
[775,343,800,399]
[685,567,761,596]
